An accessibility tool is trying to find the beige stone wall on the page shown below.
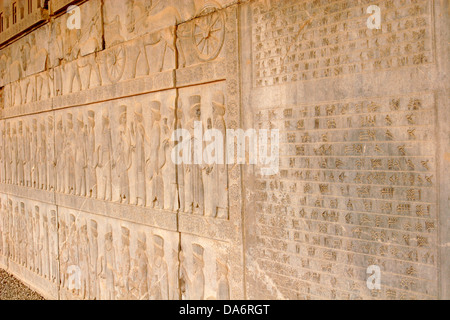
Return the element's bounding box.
[0,0,448,300]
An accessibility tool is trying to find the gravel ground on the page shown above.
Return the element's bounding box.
[0,269,45,300]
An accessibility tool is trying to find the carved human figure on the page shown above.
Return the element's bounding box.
[13,204,19,263]
[59,217,69,289]
[0,200,8,258]
[205,92,229,219]
[47,116,56,191]
[24,123,32,187]
[7,200,14,260]
[55,117,66,193]
[147,101,164,208]
[39,122,48,190]
[64,113,76,194]
[98,109,113,201]
[115,106,132,204]
[75,113,87,197]
[34,206,42,276]
[17,121,25,186]
[175,99,185,213]
[0,129,5,184]
[50,23,65,96]
[19,203,27,267]
[179,249,190,300]
[130,105,149,206]
[78,221,90,300]
[11,123,18,186]
[68,214,79,287]
[100,225,116,300]
[89,220,99,300]
[191,244,205,300]
[86,111,98,198]
[150,235,169,300]
[134,232,150,300]
[118,227,131,300]
[216,259,230,300]
[26,208,35,272]
[42,213,50,279]
[50,211,58,283]
[31,119,39,188]
[5,124,12,184]
[185,96,204,215]
[161,104,178,211]
[0,199,4,256]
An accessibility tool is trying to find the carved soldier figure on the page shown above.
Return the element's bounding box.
[216,259,230,300]
[39,122,48,190]
[115,106,132,204]
[191,244,205,300]
[86,111,98,198]
[118,227,131,299]
[64,113,76,195]
[75,113,87,197]
[147,101,163,208]
[89,220,99,300]
[150,235,169,300]
[100,225,116,300]
[78,221,90,300]
[131,105,148,206]
[55,117,66,193]
[186,96,204,215]
[98,109,113,201]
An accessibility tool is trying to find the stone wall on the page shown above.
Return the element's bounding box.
[0,0,448,300]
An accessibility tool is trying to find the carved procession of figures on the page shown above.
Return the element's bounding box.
[0,91,229,219]
[0,196,59,284]
[56,212,230,300]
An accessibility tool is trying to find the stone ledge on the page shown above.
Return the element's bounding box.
[0,9,49,47]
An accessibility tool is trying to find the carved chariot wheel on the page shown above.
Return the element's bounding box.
[106,44,127,83]
[192,3,226,62]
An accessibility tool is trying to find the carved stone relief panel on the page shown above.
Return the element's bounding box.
[0,192,59,299]
[180,234,231,300]
[58,207,179,300]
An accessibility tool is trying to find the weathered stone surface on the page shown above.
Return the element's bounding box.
[0,0,448,300]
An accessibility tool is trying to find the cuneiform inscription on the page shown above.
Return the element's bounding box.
[254,93,438,300]
[252,0,434,87]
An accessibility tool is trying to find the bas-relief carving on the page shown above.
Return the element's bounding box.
[57,208,180,300]
[0,194,58,287]
[0,0,242,300]
[178,84,230,219]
